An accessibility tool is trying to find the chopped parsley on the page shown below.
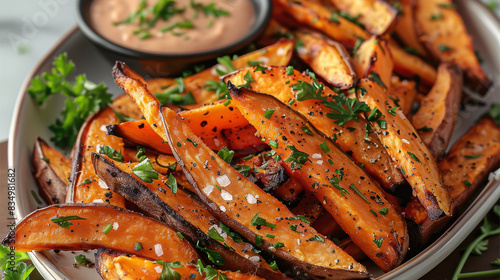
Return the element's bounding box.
[250,212,277,229]
[156,260,183,280]
[132,158,159,183]
[74,254,94,267]
[290,72,326,101]
[349,184,369,203]
[438,45,454,52]
[308,234,325,242]
[99,145,124,162]
[263,109,275,119]
[285,145,310,169]
[166,174,178,194]
[373,237,384,248]
[323,93,371,126]
[379,207,389,216]
[154,78,197,106]
[369,71,386,88]
[286,65,294,76]
[103,224,113,234]
[464,154,483,159]
[50,216,86,229]
[217,146,235,163]
[196,241,225,266]
[208,227,225,242]
[319,142,330,153]
[407,152,422,163]
[301,125,314,135]
[417,126,433,132]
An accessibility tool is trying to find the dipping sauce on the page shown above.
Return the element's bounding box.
[90,0,255,54]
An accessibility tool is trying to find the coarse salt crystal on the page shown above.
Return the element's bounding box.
[312,153,322,159]
[98,179,108,189]
[220,205,226,212]
[203,185,214,195]
[154,244,163,256]
[154,266,162,273]
[113,222,119,230]
[402,139,410,144]
[245,194,257,204]
[277,47,286,56]
[316,160,324,164]
[221,190,233,201]
[92,199,104,203]
[96,144,101,152]
[297,239,301,245]
[249,256,261,262]
[216,174,231,187]
[100,124,107,132]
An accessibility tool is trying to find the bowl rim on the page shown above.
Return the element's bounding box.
[75,0,272,59]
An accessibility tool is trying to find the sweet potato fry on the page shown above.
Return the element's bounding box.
[92,154,287,279]
[411,63,462,160]
[294,30,357,89]
[1,204,199,265]
[353,36,393,90]
[95,249,266,280]
[405,116,500,247]
[228,84,408,272]
[327,0,398,35]
[414,0,491,94]
[32,137,71,204]
[356,78,451,220]
[113,61,369,279]
[388,76,418,117]
[392,0,429,58]
[223,66,405,191]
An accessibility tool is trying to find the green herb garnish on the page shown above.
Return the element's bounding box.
[323,93,371,126]
[132,158,159,183]
[250,212,277,229]
[99,145,124,162]
[51,216,86,229]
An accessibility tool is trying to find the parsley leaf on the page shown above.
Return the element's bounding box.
[368,71,386,88]
[323,93,371,125]
[373,237,384,248]
[75,254,94,267]
[132,158,159,183]
[50,215,86,229]
[290,72,326,101]
[204,80,230,99]
[407,152,422,163]
[27,53,113,148]
[196,241,225,266]
[250,212,277,229]
[166,174,178,194]
[154,77,197,106]
[99,145,124,162]
[285,145,310,169]
[156,260,183,280]
[217,147,234,163]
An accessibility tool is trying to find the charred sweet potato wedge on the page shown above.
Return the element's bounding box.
[356,78,451,220]
[294,30,357,89]
[392,0,429,58]
[92,153,287,279]
[388,76,418,117]
[327,0,398,35]
[414,0,491,94]
[353,36,393,90]
[1,203,199,265]
[113,61,369,280]
[67,106,127,207]
[223,66,405,191]
[148,39,294,110]
[228,84,408,272]
[405,116,500,247]
[32,137,71,204]
[411,63,462,160]
[95,249,266,280]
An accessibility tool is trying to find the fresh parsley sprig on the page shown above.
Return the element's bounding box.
[154,77,197,106]
[323,93,371,126]
[156,260,183,280]
[28,53,113,148]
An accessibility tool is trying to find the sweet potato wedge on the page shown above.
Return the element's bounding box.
[294,30,357,89]
[66,105,127,207]
[388,76,418,117]
[411,63,462,160]
[353,36,393,90]
[221,125,269,155]
[414,0,491,94]
[312,211,345,238]
[148,39,294,110]
[228,83,408,272]
[405,116,500,247]
[1,204,199,265]
[327,0,398,35]
[32,137,71,204]
[95,249,266,280]
[92,153,287,279]
[113,61,369,279]
[356,78,451,220]
[223,66,405,191]
[392,0,429,58]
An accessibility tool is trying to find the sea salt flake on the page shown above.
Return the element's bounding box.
[312,153,322,159]
[220,205,227,212]
[154,266,162,273]
[92,199,104,203]
[245,194,257,204]
[221,190,233,201]
[154,244,163,256]
[402,139,410,144]
[203,185,214,195]
[98,179,108,189]
[249,256,261,262]
[216,174,231,187]
[113,222,119,230]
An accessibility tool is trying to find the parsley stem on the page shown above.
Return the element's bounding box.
[457,269,500,278]
[452,228,500,280]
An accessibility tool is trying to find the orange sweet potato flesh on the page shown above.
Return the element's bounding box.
[388,76,418,117]
[1,204,199,265]
[223,66,405,191]
[392,0,429,58]
[312,211,345,238]
[228,84,408,272]
[32,137,71,204]
[411,63,462,161]
[405,116,500,246]
[113,62,369,279]
[353,36,393,90]
[328,0,398,35]
[414,0,491,94]
[356,78,451,220]
[273,0,437,88]
[95,249,266,280]
[147,39,294,110]
[67,105,127,207]
[92,154,287,279]
[294,30,357,89]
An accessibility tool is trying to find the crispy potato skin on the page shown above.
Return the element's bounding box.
[405,117,500,247]
[411,63,462,161]
[1,203,199,265]
[414,0,491,94]
[357,79,451,220]
[294,30,358,89]
[224,66,405,191]
[228,84,408,272]
[92,154,289,280]
[113,62,369,280]
[328,0,398,35]
[95,249,266,280]
[32,137,71,204]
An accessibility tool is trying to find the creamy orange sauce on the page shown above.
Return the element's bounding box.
[90,0,255,54]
